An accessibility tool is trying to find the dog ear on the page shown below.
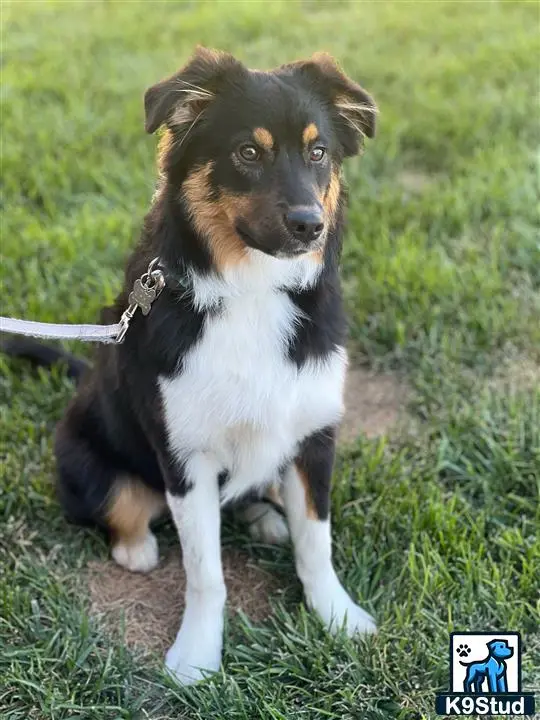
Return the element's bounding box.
[144,46,244,134]
[292,53,377,157]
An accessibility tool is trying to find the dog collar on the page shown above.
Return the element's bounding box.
[157,260,192,292]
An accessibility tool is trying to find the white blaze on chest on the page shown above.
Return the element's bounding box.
[159,252,346,499]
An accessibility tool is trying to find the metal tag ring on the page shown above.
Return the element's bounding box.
[140,257,164,289]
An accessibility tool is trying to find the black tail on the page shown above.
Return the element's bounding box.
[0,335,90,381]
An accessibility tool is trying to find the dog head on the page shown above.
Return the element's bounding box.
[487,640,514,660]
[144,47,377,268]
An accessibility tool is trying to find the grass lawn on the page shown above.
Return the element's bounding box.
[1,1,539,718]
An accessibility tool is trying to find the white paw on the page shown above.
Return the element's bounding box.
[328,599,377,636]
[165,592,225,686]
[245,503,289,545]
[165,631,222,686]
[306,574,377,637]
[165,646,221,686]
[111,531,159,573]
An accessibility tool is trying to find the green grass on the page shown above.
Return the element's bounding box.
[1,1,539,718]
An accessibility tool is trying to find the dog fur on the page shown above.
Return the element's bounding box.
[5,47,378,684]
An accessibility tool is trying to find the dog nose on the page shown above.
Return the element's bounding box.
[285,206,325,243]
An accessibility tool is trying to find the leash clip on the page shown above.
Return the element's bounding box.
[116,257,165,343]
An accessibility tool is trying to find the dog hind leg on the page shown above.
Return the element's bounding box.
[107,477,165,572]
[474,677,484,693]
[55,422,164,572]
[236,482,289,545]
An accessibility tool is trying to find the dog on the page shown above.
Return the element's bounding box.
[3,46,378,685]
[461,640,514,693]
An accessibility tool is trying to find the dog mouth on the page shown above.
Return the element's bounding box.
[235,223,311,259]
[236,225,277,256]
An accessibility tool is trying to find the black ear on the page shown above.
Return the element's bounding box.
[144,46,244,134]
[293,53,377,157]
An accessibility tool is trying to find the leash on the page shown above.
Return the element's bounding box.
[0,257,166,345]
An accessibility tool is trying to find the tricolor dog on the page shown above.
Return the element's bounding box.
[5,47,378,684]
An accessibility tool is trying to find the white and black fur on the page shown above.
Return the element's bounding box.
[4,47,378,684]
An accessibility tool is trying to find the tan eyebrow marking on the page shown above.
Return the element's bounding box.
[253,127,274,151]
[302,123,319,146]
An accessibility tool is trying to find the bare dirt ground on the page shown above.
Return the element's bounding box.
[340,367,408,442]
[88,548,286,656]
[488,355,540,392]
[88,366,408,654]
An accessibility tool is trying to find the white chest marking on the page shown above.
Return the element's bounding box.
[159,252,346,504]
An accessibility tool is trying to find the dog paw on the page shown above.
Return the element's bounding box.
[328,598,377,637]
[306,575,377,637]
[457,643,471,658]
[165,636,222,686]
[112,531,159,573]
[164,595,225,687]
[247,503,289,545]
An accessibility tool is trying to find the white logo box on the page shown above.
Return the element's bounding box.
[451,632,520,693]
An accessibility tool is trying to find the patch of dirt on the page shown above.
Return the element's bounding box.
[87,547,285,656]
[488,356,540,393]
[340,366,409,442]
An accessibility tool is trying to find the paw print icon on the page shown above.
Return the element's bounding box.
[456,644,471,658]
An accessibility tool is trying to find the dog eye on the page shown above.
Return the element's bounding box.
[238,144,260,162]
[310,146,326,162]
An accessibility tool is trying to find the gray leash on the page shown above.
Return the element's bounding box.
[0,257,165,345]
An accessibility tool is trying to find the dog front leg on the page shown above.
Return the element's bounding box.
[283,428,376,636]
[164,453,226,685]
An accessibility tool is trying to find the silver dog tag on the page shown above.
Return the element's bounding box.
[128,279,157,316]
[116,258,166,343]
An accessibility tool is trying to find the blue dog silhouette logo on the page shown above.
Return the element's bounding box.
[458,639,513,693]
